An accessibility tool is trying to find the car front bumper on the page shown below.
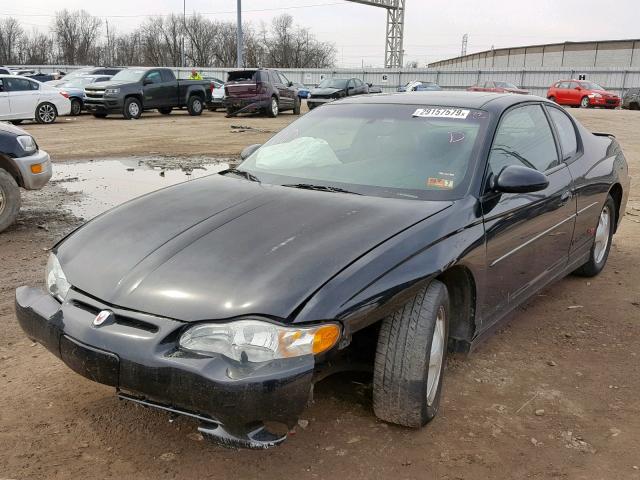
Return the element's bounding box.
[589,97,620,107]
[15,286,315,449]
[14,149,52,190]
[84,98,123,113]
[307,98,336,108]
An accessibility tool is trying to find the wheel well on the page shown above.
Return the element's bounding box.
[436,266,477,351]
[189,91,204,100]
[124,94,142,105]
[0,155,22,186]
[609,183,623,233]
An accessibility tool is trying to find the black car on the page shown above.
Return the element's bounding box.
[307,77,369,109]
[224,68,300,118]
[622,88,640,110]
[16,92,629,449]
[398,80,442,92]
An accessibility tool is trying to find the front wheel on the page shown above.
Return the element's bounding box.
[70,98,82,116]
[187,96,203,116]
[574,195,615,277]
[373,280,449,427]
[580,96,590,108]
[35,102,57,124]
[0,169,21,233]
[123,97,142,119]
[267,96,279,118]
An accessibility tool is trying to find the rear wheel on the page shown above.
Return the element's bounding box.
[373,280,449,427]
[0,169,21,233]
[580,96,590,108]
[123,97,142,119]
[35,102,57,124]
[187,96,203,116]
[574,195,615,277]
[70,98,82,116]
[267,96,279,118]
[158,107,173,115]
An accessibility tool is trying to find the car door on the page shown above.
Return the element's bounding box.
[142,70,164,108]
[160,69,178,106]
[480,103,576,321]
[568,82,583,105]
[355,78,367,95]
[5,77,39,117]
[273,71,294,108]
[0,78,10,119]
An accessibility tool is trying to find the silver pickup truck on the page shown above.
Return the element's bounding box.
[0,122,52,232]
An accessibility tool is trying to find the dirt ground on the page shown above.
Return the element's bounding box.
[1,107,639,480]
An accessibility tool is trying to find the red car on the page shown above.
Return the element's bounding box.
[547,80,620,109]
[467,81,529,94]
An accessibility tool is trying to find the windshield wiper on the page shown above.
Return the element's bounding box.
[281,183,362,195]
[492,145,537,170]
[219,168,261,182]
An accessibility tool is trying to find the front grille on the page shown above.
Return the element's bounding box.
[85,90,105,99]
[606,99,618,105]
[312,95,334,100]
[71,299,159,333]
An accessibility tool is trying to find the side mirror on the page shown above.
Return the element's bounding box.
[288,81,294,87]
[240,144,261,160]
[492,165,549,194]
[575,85,582,91]
[143,78,153,86]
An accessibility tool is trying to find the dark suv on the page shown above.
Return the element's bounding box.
[224,68,300,118]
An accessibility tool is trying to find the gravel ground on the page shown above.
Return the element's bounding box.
[0,107,638,480]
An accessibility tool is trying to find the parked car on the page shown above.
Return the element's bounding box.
[0,75,71,124]
[0,122,52,232]
[622,88,640,110]
[0,67,11,75]
[46,67,121,87]
[15,91,629,449]
[84,67,212,119]
[204,77,225,111]
[398,80,442,92]
[292,82,311,99]
[468,81,529,95]
[58,74,113,116]
[224,68,300,117]
[307,77,369,109]
[547,80,620,109]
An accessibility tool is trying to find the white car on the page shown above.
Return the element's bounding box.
[0,75,71,124]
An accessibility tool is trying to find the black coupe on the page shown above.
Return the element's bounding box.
[16,92,629,449]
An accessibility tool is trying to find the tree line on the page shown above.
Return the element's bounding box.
[0,10,336,68]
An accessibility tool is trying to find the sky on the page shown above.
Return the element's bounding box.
[1,0,638,67]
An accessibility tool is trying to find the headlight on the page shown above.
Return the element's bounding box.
[16,135,36,154]
[179,319,340,363]
[46,253,71,301]
[104,88,120,95]
[589,93,602,98]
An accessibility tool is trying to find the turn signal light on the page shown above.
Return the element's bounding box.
[312,324,341,355]
[30,163,44,174]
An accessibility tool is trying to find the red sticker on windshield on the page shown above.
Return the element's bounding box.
[427,177,454,189]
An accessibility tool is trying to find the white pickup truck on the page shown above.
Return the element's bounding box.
[0,122,52,232]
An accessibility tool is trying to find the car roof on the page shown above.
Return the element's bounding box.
[336,90,551,112]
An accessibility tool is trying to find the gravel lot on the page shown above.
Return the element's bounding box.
[1,107,638,480]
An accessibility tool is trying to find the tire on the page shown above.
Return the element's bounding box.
[267,96,279,118]
[373,280,449,428]
[580,96,590,108]
[226,107,237,116]
[0,169,21,233]
[548,96,556,103]
[293,97,301,115]
[35,102,57,124]
[123,97,142,119]
[158,107,173,115]
[70,98,82,116]
[574,195,615,277]
[93,111,108,119]
[187,96,203,116]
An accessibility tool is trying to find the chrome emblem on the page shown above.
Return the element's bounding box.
[93,310,114,327]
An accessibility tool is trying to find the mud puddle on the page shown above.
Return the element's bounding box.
[51,156,232,219]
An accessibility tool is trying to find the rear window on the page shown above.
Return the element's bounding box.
[228,70,259,82]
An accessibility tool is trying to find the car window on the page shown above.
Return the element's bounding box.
[271,71,283,84]
[145,71,162,84]
[489,105,559,174]
[160,70,175,82]
[4,78,34,92]
[355,79,363,87]
[548,107,578,160]
[569,82,580,89]
[279,72,290,85]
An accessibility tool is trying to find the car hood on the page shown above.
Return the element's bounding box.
[505,88,529,94]
[0,121,26,136]
[310,87,343,96]
[591,89,618,97]
[85,80,132,90]
[57,175,451,322]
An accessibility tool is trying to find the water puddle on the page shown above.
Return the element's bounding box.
[51,156,233,219]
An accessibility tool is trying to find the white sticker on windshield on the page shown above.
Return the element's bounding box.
[413,107,470,119]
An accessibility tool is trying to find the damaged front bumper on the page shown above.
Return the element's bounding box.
[15,286,315,449]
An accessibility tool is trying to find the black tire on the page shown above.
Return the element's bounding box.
[70,98,82,116]
[580,96,590,108]
[187,96,204,116]
[293,97,301,115]
[123,97,142,119]
[574,195,615,277]
[373,280,450,428]
[10,120,23,125]
[158,107,173,115]
[93,111,108,119]
[35,102,57,124]
[267,96,279,118]
[0,169,21,233]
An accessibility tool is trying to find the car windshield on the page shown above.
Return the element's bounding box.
[61,77,94,88]
[582,82,605,90]
[495,82,518,89]
[238,104,491,200]
[318,78,349,90]
[111,69,146,82]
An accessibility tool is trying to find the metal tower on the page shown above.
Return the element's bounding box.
[461,33,468,57]
[346,0,406,68]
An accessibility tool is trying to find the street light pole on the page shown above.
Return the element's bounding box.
[182,0,186,68]
[236,0,243,68]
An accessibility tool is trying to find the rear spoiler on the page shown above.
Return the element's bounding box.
[592,132,616,138]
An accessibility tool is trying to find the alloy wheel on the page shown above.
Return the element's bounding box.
[272,98,278,116]
[426,305,446,406]
[0,186,5,216]
[129,102,140,117]
[39,104,56,123]
[593,205,611,264]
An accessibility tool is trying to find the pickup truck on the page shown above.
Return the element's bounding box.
[84,67,212,119]
[0,122,52,232]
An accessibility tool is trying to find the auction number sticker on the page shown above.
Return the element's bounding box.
[413,107,470,119]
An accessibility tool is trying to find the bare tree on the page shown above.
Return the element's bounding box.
[53,10,102,64]
[0,18,24,64]
[17,30,56,65]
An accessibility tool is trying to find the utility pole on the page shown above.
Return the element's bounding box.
[236,0,244,68]
[182,0,186,68]
[106,19,110,66]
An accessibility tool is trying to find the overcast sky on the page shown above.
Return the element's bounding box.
[1,0,638,67]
